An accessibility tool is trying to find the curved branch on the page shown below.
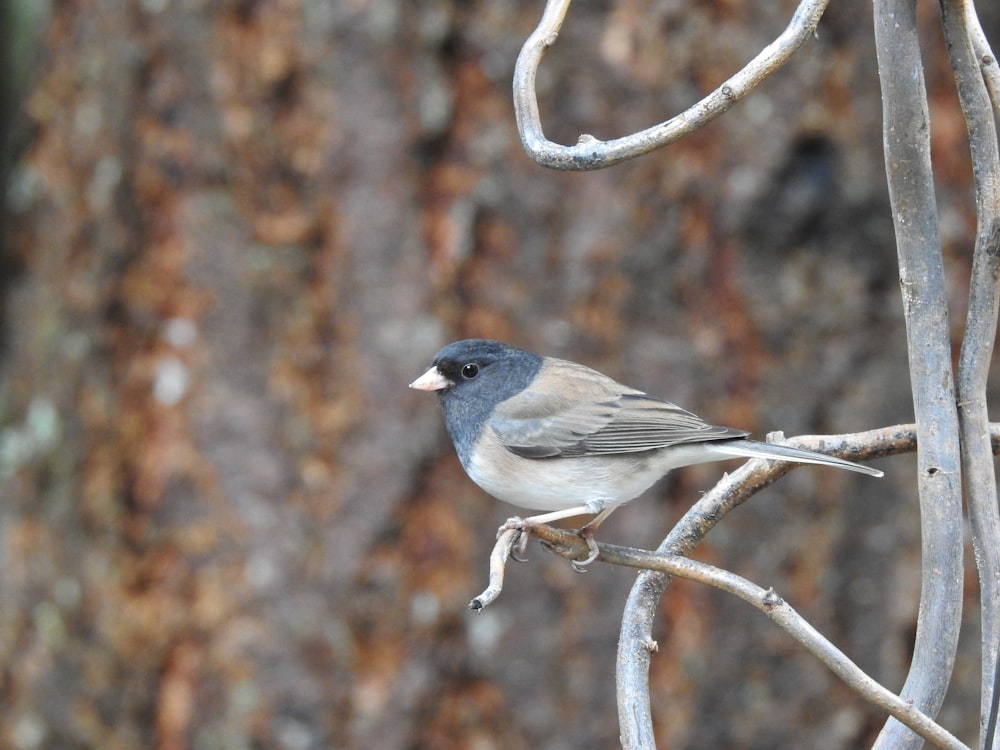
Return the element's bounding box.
[513,0,832,170]
[617,424,914,748]
[468,528,522,613]
[528,530,968,750]
[466,425,1000,743]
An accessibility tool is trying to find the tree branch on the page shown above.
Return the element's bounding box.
[940,1,1000,747]
[617,424,916,748]
[512,0,832,170]
[872,0,965,745]
[524,529,968,750]
[963,5,1000,118]
[467,425,1000,743]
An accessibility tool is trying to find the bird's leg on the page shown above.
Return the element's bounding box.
[571,507,617,571]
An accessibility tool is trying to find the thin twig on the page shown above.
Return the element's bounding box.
[469,528,522,612]
[941,1,1000,748]
[513,0,832,170]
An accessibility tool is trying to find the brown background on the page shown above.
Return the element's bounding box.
[1,1,997,748]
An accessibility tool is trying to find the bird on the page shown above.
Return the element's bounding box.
[410,338,883,565]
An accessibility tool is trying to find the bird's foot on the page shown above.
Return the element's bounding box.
[571,529,601,572]
[497,517,531,562]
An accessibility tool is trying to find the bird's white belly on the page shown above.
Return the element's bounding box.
[463,432,736,514]
[466,447,668,514]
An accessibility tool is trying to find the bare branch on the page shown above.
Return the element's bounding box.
[467,425,1000,742]
[963,4,1000,118]
[468,528,522,613]
[872,0,965,745]
[524,527,969,750]
[513,0,831,170]
[617,424,917,748]
[941,1,1000,747]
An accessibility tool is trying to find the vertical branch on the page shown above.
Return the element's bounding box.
[617,568,670,750]
[941,2,1000,747]
[872,0,965,747]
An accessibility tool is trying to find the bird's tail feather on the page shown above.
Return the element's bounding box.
[713,439,884,477]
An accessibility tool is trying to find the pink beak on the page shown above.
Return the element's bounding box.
[409,366,452,391]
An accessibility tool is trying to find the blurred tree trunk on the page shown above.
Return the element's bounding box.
[0,3,450,748]
[0,1,994,749]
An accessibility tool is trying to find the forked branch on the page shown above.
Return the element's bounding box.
[616,424,921,748]
[467,424,995,749]
[533,529,967,750]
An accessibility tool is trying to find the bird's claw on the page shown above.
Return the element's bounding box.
[571,531,600,572]
[497,516,600,571]
[497,518,530,562]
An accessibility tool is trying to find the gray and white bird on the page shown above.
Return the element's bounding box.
[411,339,883,563]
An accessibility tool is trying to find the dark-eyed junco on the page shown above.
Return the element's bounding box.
[410,339,883,564]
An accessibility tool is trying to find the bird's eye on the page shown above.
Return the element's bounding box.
[461,363,480,379]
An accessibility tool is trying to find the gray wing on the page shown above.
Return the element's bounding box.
[489,360,746,458]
